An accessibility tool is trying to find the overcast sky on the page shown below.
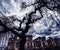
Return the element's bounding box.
[0,0,60,40]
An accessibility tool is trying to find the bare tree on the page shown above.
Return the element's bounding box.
[0,0,60,50]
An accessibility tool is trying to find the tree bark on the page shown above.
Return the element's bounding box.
[19,34,26,50]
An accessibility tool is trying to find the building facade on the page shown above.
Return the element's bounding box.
[5,35,60,50]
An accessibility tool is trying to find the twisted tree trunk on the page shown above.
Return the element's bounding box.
[19,35,26,50]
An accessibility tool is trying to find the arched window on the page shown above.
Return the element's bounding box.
[27,42,29,48]
[34,43,36,48]
[31,42,32,48]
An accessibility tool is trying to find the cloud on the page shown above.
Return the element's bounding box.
[0,0,60,40]
[27,8,60,39]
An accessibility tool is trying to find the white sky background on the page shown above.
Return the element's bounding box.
[0,0,60,40]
